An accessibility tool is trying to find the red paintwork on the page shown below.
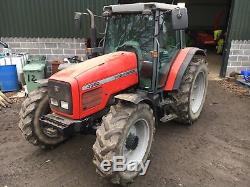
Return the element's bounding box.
[197,32,216,45]
[164,47,192,91]
[49,51,138,120]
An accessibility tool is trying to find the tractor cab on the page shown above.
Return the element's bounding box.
[75,3,189,92]
[102,3,188,92]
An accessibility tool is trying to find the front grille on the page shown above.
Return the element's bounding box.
[82,88,102,110]
[48,80,73,114]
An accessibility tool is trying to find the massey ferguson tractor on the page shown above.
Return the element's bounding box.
[19,2,208,185]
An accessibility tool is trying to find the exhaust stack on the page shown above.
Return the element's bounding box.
[74,9,97,48]
[87,9,97,48]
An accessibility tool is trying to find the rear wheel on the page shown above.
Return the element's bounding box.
[19,87,65,148]
[92,102,155,186]
[173,55,208,124]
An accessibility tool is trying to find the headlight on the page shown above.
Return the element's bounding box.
[48,80,73,114]
[50,98,59,106]
[60,101,69,110]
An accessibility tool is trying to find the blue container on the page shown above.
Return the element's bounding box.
[0,65,19,92]
[241,70,250,82]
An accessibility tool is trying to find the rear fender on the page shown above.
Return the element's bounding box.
[164,47,206,91]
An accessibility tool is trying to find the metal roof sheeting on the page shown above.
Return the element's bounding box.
[0,0,117,38]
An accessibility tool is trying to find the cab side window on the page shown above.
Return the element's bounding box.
[157,13,180,88]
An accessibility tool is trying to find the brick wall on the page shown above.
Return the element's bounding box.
[226,40,250,76]
[0,37,87,60]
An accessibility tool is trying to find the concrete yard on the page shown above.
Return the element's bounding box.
[0,79,250,187]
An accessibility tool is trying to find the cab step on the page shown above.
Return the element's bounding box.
[160,114,177,123]
[159,99,174,107]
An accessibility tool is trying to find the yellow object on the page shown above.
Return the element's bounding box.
[0,91,12,103]
[0,91,12,109]
[214,30,224,54]
[217,39,224,54]
[214,30,222,40]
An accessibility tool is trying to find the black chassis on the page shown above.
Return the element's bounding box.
[39,89,177,137]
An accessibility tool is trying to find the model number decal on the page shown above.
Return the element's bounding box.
[82,69,137,91]
[84,82,101,90]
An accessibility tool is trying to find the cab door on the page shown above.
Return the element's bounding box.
[157,13,181,88]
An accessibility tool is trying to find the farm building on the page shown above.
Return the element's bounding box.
[0,1,250,186]
[0,0,250,77]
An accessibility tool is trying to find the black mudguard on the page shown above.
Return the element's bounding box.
[173,47,206,90]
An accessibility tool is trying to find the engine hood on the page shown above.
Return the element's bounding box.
[50,52,127,82]
[48,51,138,120]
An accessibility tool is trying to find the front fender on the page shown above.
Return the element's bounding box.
[114,93,159,125]
[114,93,147,104]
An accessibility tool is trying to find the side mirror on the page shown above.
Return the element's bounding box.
[172,7,188,30]
[74,12,82,30]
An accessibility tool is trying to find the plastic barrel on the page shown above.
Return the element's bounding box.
[0,65,19,92]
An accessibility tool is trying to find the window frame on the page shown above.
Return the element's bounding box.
[155,11,182,90]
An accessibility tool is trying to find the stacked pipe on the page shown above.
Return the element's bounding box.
[0,91,12,110]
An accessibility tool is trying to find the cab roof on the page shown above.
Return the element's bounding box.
[104,2,180,13]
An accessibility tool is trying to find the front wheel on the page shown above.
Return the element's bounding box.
[92,102,155,186]
[19,87,65,148]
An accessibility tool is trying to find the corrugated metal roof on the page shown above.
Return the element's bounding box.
[0,0,117,38]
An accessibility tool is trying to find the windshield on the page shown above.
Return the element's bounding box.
[104,14,155,90]
[104,14,155,54]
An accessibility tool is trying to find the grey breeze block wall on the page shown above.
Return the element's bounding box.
[0,37,87,61]
[227,40,250,76]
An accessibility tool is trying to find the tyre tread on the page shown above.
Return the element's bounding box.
[93,102,154,185]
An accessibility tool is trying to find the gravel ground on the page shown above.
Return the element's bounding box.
[0,80,250,187]
[219,79,250,98]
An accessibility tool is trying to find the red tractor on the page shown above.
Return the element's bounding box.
[19,3,208,185]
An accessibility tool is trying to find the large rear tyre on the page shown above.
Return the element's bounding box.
[19,87,65,148]
[93,102,155,186]
[173,55,208,124]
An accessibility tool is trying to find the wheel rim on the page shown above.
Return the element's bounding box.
[190,71,206,114]
[123,119,150,164]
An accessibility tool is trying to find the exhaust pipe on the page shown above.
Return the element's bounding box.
[74,10,97,48]
[74,9,101,57]
[87,9,97,48]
